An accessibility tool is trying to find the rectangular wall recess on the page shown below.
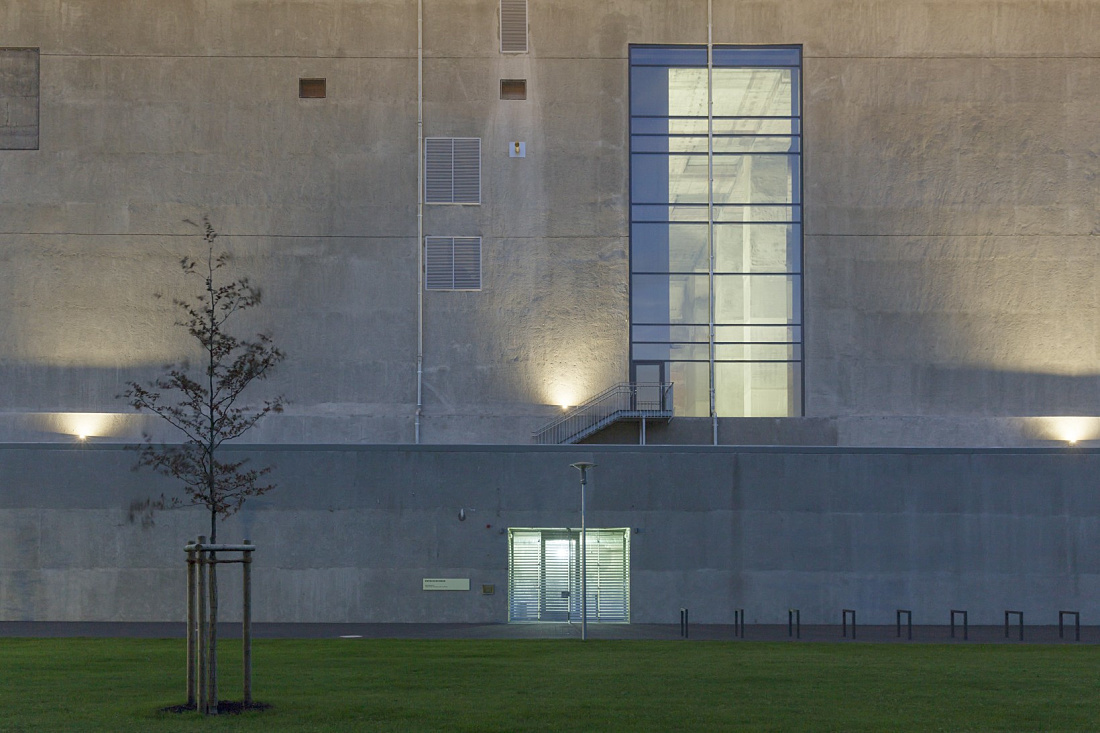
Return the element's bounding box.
[0,48,39,150]
[500,79,527,100]
[298,78,326,98]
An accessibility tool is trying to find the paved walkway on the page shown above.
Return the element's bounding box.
[1,621,1095,644]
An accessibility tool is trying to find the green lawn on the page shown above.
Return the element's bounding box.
[1,638,1096,732]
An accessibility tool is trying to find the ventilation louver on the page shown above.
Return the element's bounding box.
[425,237,482,291]
[425,138,481,204]
[500,0,528,53]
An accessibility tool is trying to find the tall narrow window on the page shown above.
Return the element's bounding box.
[425,137,481,204]
[630,46,802,418]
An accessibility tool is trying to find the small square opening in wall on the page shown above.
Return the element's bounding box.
[500,79,526,100]
[299,78,326,99]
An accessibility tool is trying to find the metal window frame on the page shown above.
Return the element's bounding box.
[627,44,805,419]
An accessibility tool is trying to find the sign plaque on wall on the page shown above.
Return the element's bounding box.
[422,578,471,591]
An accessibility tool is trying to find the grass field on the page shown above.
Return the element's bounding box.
[1,638,1097,732]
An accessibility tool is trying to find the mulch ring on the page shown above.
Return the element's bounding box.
[161,701,272,715]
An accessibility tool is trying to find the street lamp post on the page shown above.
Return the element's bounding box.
[571,461,596,641]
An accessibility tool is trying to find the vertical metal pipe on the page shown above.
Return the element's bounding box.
[570,462,595,641]
[580,472,587,641]
[415,0,424,443]
[196,536,207,714]
[706,0,717,445]
[186,540,197,708]
[243,540,253,706]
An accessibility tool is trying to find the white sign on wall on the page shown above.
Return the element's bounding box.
[422,578,471,591]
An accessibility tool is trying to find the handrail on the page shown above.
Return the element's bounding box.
[533,382,673,445]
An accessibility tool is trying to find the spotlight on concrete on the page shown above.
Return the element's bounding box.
[1028,416,1100,445]
[1051,417,1098,445]
[55,412,120,440]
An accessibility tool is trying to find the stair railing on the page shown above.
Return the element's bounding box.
[533,382,672,445]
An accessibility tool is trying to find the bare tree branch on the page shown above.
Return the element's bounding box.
[119,217,286,542]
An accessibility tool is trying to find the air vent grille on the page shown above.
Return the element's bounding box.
[426,237,482,291]
[425,138,481,204]
[500,0,528,53]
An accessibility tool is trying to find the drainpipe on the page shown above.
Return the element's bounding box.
[707,0,717,446]
[415,0,424,444]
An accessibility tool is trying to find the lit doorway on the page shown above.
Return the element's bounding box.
[508,528,630,623]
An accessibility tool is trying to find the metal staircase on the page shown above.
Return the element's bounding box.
[533,382,673,445]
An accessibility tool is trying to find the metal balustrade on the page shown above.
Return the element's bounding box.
[533,382,673,445]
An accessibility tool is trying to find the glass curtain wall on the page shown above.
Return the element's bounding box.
[630,46,802,417]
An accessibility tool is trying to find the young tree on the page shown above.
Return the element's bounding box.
[122,218,285,713]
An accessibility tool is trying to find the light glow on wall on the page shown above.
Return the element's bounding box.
[544,376,584,412]
[1030,416,1100,444]
[548,383,581,411]
[33,412,131,440]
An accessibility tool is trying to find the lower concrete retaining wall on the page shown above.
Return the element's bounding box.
[2,444,1098,625]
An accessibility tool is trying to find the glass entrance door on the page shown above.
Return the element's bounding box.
[632,362,665,410]
[539,535,577,621]
[509,528,631,623]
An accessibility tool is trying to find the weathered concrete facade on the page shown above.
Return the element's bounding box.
[0,1,1096,446]
[2,3,1099,624]
[3,444,1098,624]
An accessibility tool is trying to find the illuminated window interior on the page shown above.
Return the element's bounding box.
[630,46,802,417]
[508,528,629,623]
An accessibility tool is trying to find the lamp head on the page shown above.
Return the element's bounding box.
[571,462,596,483]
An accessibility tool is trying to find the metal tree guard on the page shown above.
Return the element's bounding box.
[185,537,255,715]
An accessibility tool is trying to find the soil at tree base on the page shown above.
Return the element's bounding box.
[160,701,272,715]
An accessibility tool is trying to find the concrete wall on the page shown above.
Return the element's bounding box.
[0,1,1098,446]
[3,443,1098,625]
